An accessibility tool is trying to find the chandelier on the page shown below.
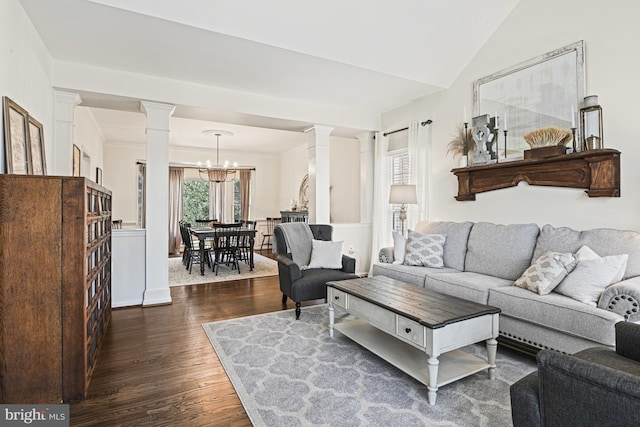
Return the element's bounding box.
[199,130,238,183]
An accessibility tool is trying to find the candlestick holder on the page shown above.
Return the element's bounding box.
[464,122,469,166]
[503,129,508,160]
[571,127,577,152]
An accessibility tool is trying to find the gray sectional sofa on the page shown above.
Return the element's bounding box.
[372,221,640,354]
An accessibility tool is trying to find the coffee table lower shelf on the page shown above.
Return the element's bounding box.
[334,319,492,389]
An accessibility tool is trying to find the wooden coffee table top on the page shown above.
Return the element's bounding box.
[327,276,500,329]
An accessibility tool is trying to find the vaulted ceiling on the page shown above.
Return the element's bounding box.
[19,0,520,151]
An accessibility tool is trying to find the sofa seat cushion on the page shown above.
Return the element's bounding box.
[424,272,513,305]
[371,263,458,287]
[488,286,623,346]
[414,221,473,271]
[533,224,640,280]
[465,222,540,281]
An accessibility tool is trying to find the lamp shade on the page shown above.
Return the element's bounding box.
[389,184,417,204]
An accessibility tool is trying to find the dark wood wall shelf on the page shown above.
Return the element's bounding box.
[451,148,620,201]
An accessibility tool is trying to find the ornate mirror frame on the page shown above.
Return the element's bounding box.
[473,41,585,159]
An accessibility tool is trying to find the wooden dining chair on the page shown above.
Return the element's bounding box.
[260,217,280,251]
[211,223,242,274]
[239,220,257,264]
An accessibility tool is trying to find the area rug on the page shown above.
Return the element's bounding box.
[202,304,537,427]
[169,253,277,286]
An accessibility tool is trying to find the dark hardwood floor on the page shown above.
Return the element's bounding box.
[70,251,322,426]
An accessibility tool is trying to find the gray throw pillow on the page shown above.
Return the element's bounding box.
[404,230,446,268]
[513,251,576,295]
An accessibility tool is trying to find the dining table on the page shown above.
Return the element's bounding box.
[189,226,258,275]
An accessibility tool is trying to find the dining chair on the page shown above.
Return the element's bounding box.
[211,223,242,274]
[260,217,281,251]
[180,221,212,274]
[239,220,257,264]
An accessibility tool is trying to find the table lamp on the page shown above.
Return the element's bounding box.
[389,184,417,236]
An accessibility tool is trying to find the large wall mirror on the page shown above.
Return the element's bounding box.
[473,41,585,159]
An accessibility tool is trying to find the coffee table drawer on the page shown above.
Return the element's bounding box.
[349,297,395,332]
[397,317,425,347]
[329,288,347,309]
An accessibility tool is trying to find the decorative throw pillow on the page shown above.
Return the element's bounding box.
[554,248,629,306]
[307,239,344,269]
[572,245,627,283]
[392,231,406,265]
[513,251,576,295]
[403,230,445,268]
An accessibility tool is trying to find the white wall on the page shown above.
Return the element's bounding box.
[0,0,53,174]
[330,136,360,223]
[383,0,640,233]
[74,107,105,180]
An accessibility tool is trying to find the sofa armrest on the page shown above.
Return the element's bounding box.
[537,350,640,427]
[378,247,394,263]
[616,321,640,362]
[341,255,356,273]
[598,277,640,322]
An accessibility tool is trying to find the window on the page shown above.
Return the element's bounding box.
[182,180,210,225]
[389,151,410,233]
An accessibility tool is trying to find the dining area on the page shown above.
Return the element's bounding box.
[179,220,258,276]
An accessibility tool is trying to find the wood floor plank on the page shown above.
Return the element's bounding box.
[69,252,321,426]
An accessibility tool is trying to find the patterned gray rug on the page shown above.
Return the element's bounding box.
[169,253,277,286]
[202,304,537,427]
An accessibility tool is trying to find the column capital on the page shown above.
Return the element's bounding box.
[140,101,175,132]
[303,124,334,136]
[54,91,82,123]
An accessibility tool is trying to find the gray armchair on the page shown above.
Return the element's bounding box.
[274,223,358,319]
[510,321,640,427]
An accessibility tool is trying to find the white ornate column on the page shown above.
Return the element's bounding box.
[53,91,82,176]
[357,132,375,224]
[141,101,175,306]
[305,125,333,224]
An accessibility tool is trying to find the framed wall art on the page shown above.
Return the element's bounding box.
[28,115,46,175]
[73,144,81,177]
[3,97,31,174]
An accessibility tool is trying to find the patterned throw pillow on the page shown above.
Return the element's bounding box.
[513,251,576,295]
[403,230,446,268]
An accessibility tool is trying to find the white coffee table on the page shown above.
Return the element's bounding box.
[327,276,500,405]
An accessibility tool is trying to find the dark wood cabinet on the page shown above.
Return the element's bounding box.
[0,175,112,403]
[451,149,620,201]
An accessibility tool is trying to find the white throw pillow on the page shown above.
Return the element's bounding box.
[554,248,629,306]
[392,231,406,265]
[573,245,627,283]
[403,230,445,268]
[513,251,576,295]
[307,239,344,269]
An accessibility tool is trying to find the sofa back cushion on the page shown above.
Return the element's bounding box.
[533,224,640,280]
[414,221,473,271]
[465,222,540,280]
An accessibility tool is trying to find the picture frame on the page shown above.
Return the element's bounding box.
[3,97,31,174]
[73,144,81,177]
[96,167,102,185]
[28,115,46,175]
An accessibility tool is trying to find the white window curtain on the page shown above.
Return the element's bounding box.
[369,132,391,276]
[209,181,226,223]
[408,121,429,225]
